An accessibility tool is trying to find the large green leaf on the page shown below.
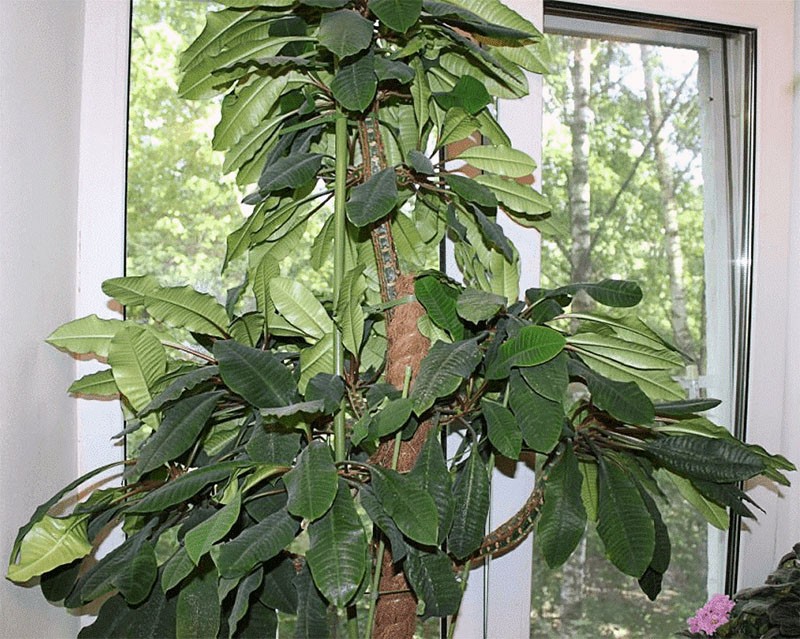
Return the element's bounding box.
[487,325,565,379]
[284,441,338,521]
[144,285,230,337]
[257,152,323,194]
[331,52,377,112]
[414,275,464,340]
[455,144,535,178]
[108,325,167,412]
[663,471,729,530]
[213,76,290,151]
[518,351,568,402]
[569,332,683,370]
[474,174,550,219]
[269,276,333,340]
[481,398,522,459]
[569,360,654,425]
[78,589,177,639]
[127,462,257,513]
[176,562,221,639]
[368,398,414,440]
[6,515,92,583]
[467,205,514,260]
[131,392,224,480]
[536,447,586,568]
[334,265,366,356]
[456,288,505,324]
[68,369,119,398]
[299,333,335,393]
[215,339,297,408]
[102,275,159,306]
[294,564,331,639]
[46,315,126,358]
[214,507,300,579]
[438,107,479,147]
[141,366,220,416]
[306,480,368,606]
[318,9,373,58]
[369,466,439,546]
[185,492,242,565]
[227,567,263,639]
[596,460,654,578]
[411,338,482,414]
[404,548,462,618]
[409,430,455,542]
[346,168,398,227]
[259,555,299,613]
[359,486,408,561]
[448,446,490,559]
[576,349,684,401]
[369,0,422,32]
[646,435,765,483]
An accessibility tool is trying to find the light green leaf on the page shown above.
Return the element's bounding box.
[579,461,599,522]
[225,206,266,271]
[144,285,230,337]
[596,460,654,578]
[663,471,729,530]
[438,107,479,147]
[299,333,335,393]
[409,430,454,542]
[318,9,373,58]
[474,174,550,219]
[108,325,167,412]
[411,338,482,414]
[46,315,125,358]
[162,547,196,593]
[346,168,398,227]
[68,369,119,398]
[334,265,366,356]
[569,332,683,371]
[185,493,242,565]
[102,275,158,306]
[414,275,464,340]
[448,447,490,559]
[456,288,505,325]
[488,325,565,379]
[213,76,290,151]
[131,392,224,480]
[284,441,338,521]
[306,480,368,606]
[7,515,91,583]
[370,466,439,546]
[270,276,333,340]
[537,447,586,568]
[455,144,535,178]
[576,349,684,401]
[215,340,297,408]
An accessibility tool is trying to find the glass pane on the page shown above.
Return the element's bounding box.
[531,29,737,639]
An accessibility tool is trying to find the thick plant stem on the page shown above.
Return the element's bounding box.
[333,111,348,464]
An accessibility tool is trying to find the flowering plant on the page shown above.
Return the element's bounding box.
[684,594,735,637]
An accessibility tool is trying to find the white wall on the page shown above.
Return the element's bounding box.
[0,2,85,637]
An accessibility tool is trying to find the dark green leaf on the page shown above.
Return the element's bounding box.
[331,52,378,112]
[162,547,196,593]
[294,564,330,639]
[235,600,278,638]
[692,480,759,519]
[227,567,263,639]
[369,466,439,546]
[414,275,463,340]
[246,428,301,465]
[558,279,643,308]
[406,149,434,175]
[359,486,408,561]
[404,548,462,618]
[258,152,323,194]
[185,493,242,565]
[215,340,297,409]
[596,460,654,578]
[445,174,497,208]
[636,489,671,601]
[411,338,482,414]
[131,392,224,480]
[78,588,177,639]
[646,435,765,483]
[370,398,414,439]
[409,429,455,542]
[40,559,81,603]
[518,352,568,402]
[369,0,422,32]
[319,9,373,58]
[456,288,505,324]
[215,508,300,579]
[434,75,492,115]
[481,398,522,459]
[307,481,368,606]
[508,371,563,453]
[176,562,221,639]
[141,366,220,415]
[536,447,586,568]
[284,441,338,521]
[346,167,398,227]
[570,360,654,425]
[654,398,722,417]
[448,447,490,560]
[259,555,299,613]
[305,373,345,414]
[374,56,415,83]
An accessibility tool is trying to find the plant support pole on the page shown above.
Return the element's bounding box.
[333,110,348,464]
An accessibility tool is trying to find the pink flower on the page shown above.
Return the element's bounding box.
[687,594,735,636]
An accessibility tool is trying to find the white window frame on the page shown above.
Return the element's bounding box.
[72,1,798,637]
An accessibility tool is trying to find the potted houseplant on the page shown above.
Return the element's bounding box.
[6,1,793,637]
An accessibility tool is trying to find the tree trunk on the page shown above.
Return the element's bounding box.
[568,37,594,313]
[641,45,697,364]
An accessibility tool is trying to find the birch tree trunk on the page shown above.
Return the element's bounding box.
[641,45,698,364]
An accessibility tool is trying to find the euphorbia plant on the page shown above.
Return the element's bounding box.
[6,1,794,638]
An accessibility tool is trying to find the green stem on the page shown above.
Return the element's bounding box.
[333,109,348,464]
